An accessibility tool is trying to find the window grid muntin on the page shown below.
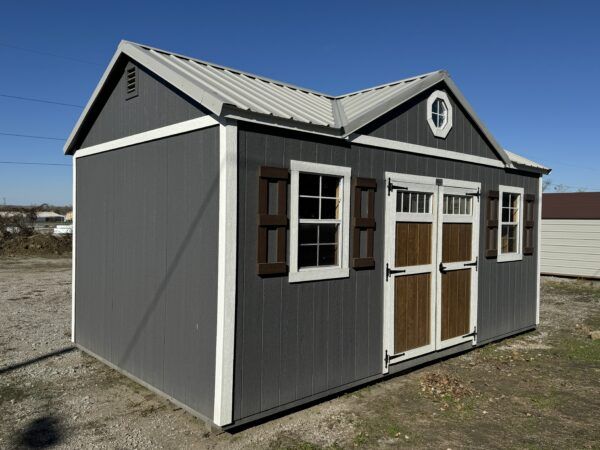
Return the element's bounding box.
[298,173,342,268]
[443,194,472,215]
[500,191,521,255]
[431,98,448,128]
[396,191,432,214]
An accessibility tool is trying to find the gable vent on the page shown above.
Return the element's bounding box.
[125,65,138,100]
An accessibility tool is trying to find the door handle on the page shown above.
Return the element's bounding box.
[386,263,406,281]
[439,262,448,274]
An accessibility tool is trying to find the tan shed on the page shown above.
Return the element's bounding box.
[541,192,600,279]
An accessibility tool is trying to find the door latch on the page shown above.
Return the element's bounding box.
[386,263,406,281]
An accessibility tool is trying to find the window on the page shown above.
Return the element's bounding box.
[431,98,448,128]
[397,191,432,214]
[443,194,472,215]
[497,185,524,262]
[289,161,351,282]
[426,90,453,138]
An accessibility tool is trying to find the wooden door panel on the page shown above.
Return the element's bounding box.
[441,269,471,340]
[395,222,432,267]
[394,273,430,353]
[442,223,472,263]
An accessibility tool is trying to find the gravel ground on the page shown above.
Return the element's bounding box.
[1,258,599,449]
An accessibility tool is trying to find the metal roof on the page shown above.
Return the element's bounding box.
[504,149,550,173]
[64,40,548,173]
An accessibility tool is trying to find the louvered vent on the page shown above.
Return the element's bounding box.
[125,65,138,100]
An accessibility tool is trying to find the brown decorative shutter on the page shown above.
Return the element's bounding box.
[485,190,499,258]
[523,194,536,255]
[352,177,377,269]
[257,166,289,276]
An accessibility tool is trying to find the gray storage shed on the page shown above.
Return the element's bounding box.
[65,40,550,428]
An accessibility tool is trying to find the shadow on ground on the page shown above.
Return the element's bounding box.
[16,415,63,449]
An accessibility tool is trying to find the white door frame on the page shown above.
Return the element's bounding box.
[382,172,480,373]
[435,181,480,351]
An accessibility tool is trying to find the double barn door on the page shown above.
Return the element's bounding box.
[383,173,480,371]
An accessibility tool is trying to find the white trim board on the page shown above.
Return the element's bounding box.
[288,160,351,283]
[536,178,542,325]
[73,115,219,158]
[213,120,238,427]
[349,134,506,169]
[71,158,76,343]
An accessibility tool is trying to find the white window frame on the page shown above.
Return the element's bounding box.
[289,160,351,283]
[497,185,524,262]
[426,90,453,138]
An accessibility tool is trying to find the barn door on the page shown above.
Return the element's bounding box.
[383,173,480,372]
[383,175,438,368]
[436,185,480,349]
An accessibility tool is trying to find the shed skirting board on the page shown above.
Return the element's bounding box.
[73,116,219,158]
[475,325,537,346]
[213,120,238,426]
[76,344,219,430]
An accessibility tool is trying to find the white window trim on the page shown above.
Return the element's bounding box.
[289,160,351,283]
[497,185,524,263]
[426,90,453,139]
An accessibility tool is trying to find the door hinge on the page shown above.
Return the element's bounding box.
[386,263,406,281]
[384,349,405,368]
[464,257,478,271]
[439,262,448,274]
[466,188,481,199]
[387,178,408,196]
[462,326,477,339]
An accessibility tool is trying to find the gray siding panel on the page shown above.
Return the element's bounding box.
[77,60,207,149]
[234,124,539,422]
[75,126,219,419]
[358,84,501,161]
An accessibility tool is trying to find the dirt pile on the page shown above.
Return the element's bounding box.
[0,233,72,256]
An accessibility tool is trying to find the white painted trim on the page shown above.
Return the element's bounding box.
[289,160,351,283]
[497,185,525,263]
[382,173,480,371]
[71,157,76,343]
[349,134,506,169]
[536,178,542,325]
[426,90,453,139]
[436,182,480,349]
[213,120,237,427]
[382,173,439,371]
[73,116,219,159]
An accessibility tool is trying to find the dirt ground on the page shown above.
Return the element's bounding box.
[1,258,599,449]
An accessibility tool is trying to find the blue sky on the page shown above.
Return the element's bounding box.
[1,1,598,205]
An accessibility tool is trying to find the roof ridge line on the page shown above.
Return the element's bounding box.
[121,40,336,99]
[333,70,445,98]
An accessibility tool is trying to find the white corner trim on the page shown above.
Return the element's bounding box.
[71,158,76,343]
[497,185,525,263]
[213,120,237,426]
[288,160,351,284]
[426,90,453,139]
[349,134,505,169]
[73,115,219,159]
[535,178,542,325]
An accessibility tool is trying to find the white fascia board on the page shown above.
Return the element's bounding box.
[74,116,219,158]
[64,41,225,155]
[349,134,505,169]
[442,76,513,168]
[213,119,237,427]
[64,42,126,154]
